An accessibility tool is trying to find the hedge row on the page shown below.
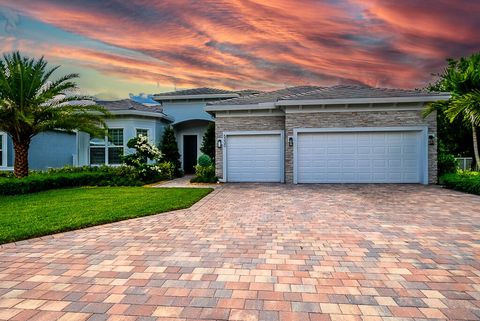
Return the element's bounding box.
[440,171,480,195]
[0,166,153,196]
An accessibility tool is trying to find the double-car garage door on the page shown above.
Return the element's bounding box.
[224,129,426,184]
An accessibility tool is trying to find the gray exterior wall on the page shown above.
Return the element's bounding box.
[284,110,437,184]
[29,131,77,170]
[215,116,285,179]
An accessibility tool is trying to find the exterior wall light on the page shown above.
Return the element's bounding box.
[217,138,223,148]
[428,134,435,146]
[288,136,294,147]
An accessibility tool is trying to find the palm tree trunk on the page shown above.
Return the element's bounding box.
[13,140,30,178]
[472,124,480,171]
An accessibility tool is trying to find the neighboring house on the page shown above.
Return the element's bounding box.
[205,85,450,184]
[152,87,260,173]
[0,88,260,172]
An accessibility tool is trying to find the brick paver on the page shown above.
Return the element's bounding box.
[1,184,480,320]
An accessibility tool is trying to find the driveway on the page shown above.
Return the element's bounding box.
[0,184,479,321]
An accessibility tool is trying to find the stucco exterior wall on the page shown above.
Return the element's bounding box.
[284,110,437,183]
[29,131,77,170]
[215,116,285,179]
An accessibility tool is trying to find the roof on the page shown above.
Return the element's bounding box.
[280,85,449,100]
[208,86,322,106]
[206,85,450,109]
[96,99,172,121]
[152,87,241,101]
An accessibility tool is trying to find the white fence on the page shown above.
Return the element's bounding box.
[456,157,473,170]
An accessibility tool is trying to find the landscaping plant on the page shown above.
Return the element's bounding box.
[191,154,217,183]
[200,122,215,160]
[424,52,480,170]
[122,134,174,182]
[159,126,182,176]
[0,51,108,178]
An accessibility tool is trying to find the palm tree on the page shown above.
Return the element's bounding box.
[0,51,108,178]
[424,53,480,169]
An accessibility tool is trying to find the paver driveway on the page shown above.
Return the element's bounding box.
[1,184,480,321]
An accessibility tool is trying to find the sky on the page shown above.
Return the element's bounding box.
[0,1,479,100]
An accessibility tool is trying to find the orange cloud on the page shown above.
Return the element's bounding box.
[1,0,478,93]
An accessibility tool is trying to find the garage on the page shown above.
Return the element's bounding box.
[225,131,283,182]
[295,128,427,184]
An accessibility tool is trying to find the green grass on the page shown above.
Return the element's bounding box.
[0,187,212,244]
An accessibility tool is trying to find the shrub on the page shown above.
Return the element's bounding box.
[441,171,480,195]
[159,126,182,176]
[438,153,458,176]
[200,123,215,160]
[137,162,175,183]
[0,166,143,196]
[197,154,212,167]
[191,164,217,183]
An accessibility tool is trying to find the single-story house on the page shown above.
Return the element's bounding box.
[0,88,257,173]
[205,85,450,184]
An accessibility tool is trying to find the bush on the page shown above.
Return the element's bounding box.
[0,166,143,196]
[438,153,458,176]
[197,154,212,167]
[159,126,182,177]
[200,123,215,160]
[137,162,175,183]
[191,164,217,183]
[441,171,480,195]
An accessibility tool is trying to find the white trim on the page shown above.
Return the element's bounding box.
[223,130,285,183]
[293,126,428,185]
[0,132,7,168]
[283,104,425,113]
[89,127,126,165]
[205,104,277,112]
[153,93,239,101]
[277,95,451,106]
[108,110,174,122]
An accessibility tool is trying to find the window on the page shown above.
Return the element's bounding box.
[89,129,124,165]
[136,128,149,138]
[0,134,4,167]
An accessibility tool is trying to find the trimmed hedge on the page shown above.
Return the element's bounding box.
[0,167,143,196]
[440,171,480,195]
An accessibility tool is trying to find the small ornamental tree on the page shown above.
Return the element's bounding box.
[200,122,215,160]
[122,135,174,182]
[159,126,182,176]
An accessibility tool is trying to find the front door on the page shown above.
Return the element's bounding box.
[183,135,197,174]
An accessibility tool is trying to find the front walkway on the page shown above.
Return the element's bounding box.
[0,184,479,320]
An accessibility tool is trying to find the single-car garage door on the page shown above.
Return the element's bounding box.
[226,133,283,182]
[296,130,425,183]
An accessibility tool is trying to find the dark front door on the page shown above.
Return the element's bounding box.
[183,135,197,174]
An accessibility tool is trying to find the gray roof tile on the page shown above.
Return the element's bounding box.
[280,85,449,100]
[208,86,322,105]
[96,99,164,114]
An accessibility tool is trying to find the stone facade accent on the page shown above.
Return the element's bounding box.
[285,110,437,184]
[215,116,285,179]
[214,109,437,184]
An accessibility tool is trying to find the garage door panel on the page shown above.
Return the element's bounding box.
[227,134,282,182]
[297,131,423,183]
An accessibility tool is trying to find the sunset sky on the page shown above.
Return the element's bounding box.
[0,0,478,99]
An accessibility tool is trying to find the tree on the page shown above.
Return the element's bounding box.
[200,122,215,160]
[424,53,480,169]
[0,51,108,178]
[159,126,181,176]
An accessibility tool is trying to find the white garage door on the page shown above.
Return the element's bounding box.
[297,130,424,183]
[226,133,282,182]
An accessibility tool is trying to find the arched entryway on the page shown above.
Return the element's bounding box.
[173,119,213,174]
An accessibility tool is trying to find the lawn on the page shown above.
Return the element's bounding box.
[0,186,212,244]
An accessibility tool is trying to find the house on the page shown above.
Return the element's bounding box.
[151,88,261,173]
[205,85,450,184]
[0,88,260,173]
